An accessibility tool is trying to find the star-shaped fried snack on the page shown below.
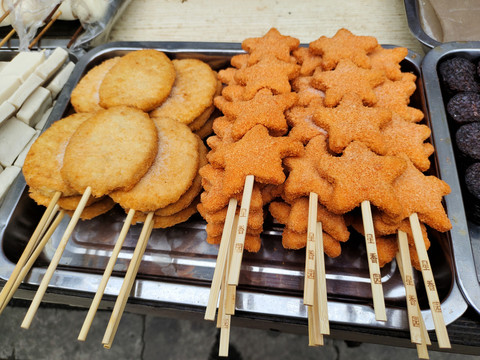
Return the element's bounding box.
[293,47,323,76]
[282,229,341,257]
[373,73,424,123]
[382,114,434,172]
[286,105,327,144]
[218,68,247,101]
[311,59,385,107]
[242,27,300,65]
[214,88,298,140]
[207,124,304,195]
[234,57,300,100]
[230,53,249,69]
[199,164,264,212]
[283,134,333,204]
[197,202,264,229]
[313,93,391,154]
[211,116,234,140]
[315,141,407,217]
[388,155,452,232]
[291,76,325,107]
[369,45,408,81]
[309,28,378,70]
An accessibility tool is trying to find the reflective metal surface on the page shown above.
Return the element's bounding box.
[404,0,441,51]
[422,42,480,315]
[0,42,468,331]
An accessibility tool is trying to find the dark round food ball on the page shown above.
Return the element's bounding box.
[465,163,480,199]
[439,57,479,93]
[447,92,480,124]
[456,122,480,160]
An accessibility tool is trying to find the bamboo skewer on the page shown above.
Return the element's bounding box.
[397,231,423,345]
[0,191,61,309]
[315,221,329,335]
[28,10,62,49]
[304,192,318,306]
[78,208,136,341]
[0,9,10,24]
[409,213,450,348]
[205,198,238,321]
[0,28,15,48]
[0,210,66,314]
[227,175,255,286]
[360,200,387,321]
[102,212,154,349]
[21,187,92,329]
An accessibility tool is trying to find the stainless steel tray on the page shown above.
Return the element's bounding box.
[0,41,468,332]
[404,0,442,51]
[422,41,480,315]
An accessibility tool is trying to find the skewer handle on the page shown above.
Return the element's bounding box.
[21,188,91,329]
[102,212,154,348]
[78,209,136,341]
[361,200,387,322]
[0,192,61,309]
[227,175,254,286]
[304,192,317,306]
[409,213,450,349]
[225,216,238,316]
[315,221,329,335]
[205,198,237,321]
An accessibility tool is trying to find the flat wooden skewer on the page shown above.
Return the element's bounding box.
[218,215,238,357]
[205,198,238,321]
[21,187,92,329]
[396,235,430,359]
[0,191,61,309]
[102,212,154,349]
[409,213,450,348]
[315,221,329,335]
[28,10,62,49]
[304,192,318,306]
[397,231,423,345]
[0,9,10,24]
[78,208,136,341]
[360,200,387,321]
[0,209,66,314]
[227,175,255,286]
[0,28,15,48]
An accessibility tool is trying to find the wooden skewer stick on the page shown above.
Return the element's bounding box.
[395,239,430,359]
[28,10,62,49]
[21,187,91,329]
[205,198,238,321]
[78,208,136,341]
[0,191,61,309]
[224,215,238,316]
[36,204,60,246]
[0,210,65,314]
[227,175,254,286]
[396,231,423,345]
[409,213,450,348]
[304,192,317,306]
[360,200,387,321]
[0,28,15,48]
[315,221,329,335]
[0,9,10,24]
[218,215,237,356]
[102,212,154,349]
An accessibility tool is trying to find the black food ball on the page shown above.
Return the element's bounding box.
[465,163,480,200]
[439,57,479,93]
[456,122,480,161]
[447,92,480,124]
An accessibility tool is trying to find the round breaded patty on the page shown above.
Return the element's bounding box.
[109,117,199,212]
[65,197,116,220]
[70,57,121,113]
[99,50,175,112]
[23,113,93,198]
[150,59,218,124]
[154,137,207,216]
[130,200,199,229]
[61,106,158,197]
[29,188,101,210]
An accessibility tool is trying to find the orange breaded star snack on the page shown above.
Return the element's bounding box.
[206,125,304,195]
[230,53,250,69]
[282,229,341,258]
[206,233,261,253]
[369,45,408,81]
[197,203,264,230]
[375,236,398,268]
[283,134,332,204]
[291,76,325,107]
[99,49,175,112]
[234,57,300,100]
[315,141,407,217]
[242,28,300,65]
[386,156,452,232]
[373,73,424,123]
[309,28,378,70]
[293,47,323,76]
[286,105,327,145]
[313,93,391,154]
[382,114,434,172]
[311,59,385,107]
[214,88,298,140]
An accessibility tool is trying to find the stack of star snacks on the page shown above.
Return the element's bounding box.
[200,28,452,358]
